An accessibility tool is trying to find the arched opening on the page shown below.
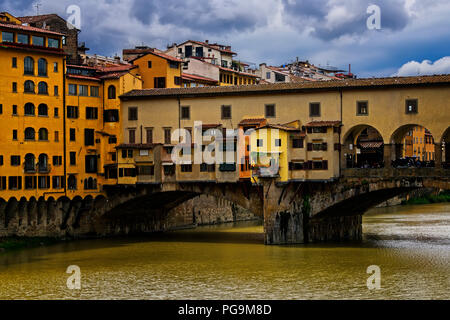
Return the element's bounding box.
[38,104,48,116]
[38,128,48,141]
[24,103,35,116]
[38,154,49,173]
[38,82,48,95]
[108,85,116,99]
[84,177,96,190]
[24,154,36,173]
[38,58,47,76]
[24,127,36,141]
[68,175,77,190]
[342,125,385,168]
[24,80,35,93]
[24,56,34,75]
[390,125,436,168]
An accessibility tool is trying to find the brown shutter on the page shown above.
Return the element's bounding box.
[307,143,313,151]
[322,143,328,151]
[323,160,328,170]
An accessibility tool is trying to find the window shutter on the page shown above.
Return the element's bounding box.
[119,168,124,177]
[307,161,313,170]
[334,143,341,151]
[323,160,328,170]
[288,162,293,170]
[307,143,313,151]
[18,177,22,190]
[322,143,328,151]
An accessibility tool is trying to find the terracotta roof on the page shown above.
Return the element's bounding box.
[97,64,136,72]
[218,66,259,78]
[67,64,97,70]
[0,41,65,55]
[130,50,183,63]
[120,75,450,100]
[178,40,237,55]
[202,124,222,129]
[239,118,267,126]
[66,74,101,82]
[98,72,129,80]
[17,14,61,24]
[182,73,218,83]
[0,21,63,36]
[305,121,342,127]
[258,124,301,131]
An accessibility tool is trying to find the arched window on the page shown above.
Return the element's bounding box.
[38,154,49,172]
[108,85,116,99]
[38,82,48,95]
[24,103,35,116]
[24,80,35,93]
[24,56,34,75]
[38,128,48,141]
[24,127,35,140]
[38,104,48,116]
[38,58,47,76]
[24,154,35,172]
[68,175,77,190]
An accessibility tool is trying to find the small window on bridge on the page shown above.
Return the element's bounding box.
[406,99,418,114]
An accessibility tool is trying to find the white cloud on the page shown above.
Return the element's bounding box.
[394,57,450,76]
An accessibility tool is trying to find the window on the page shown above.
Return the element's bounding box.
[25,176,37,190]
[53,62,58,72]
[108,85,116,99]
[54,85,59,96]
[86,107,98,119]
[181,164,193,173]
[104,109,119,122]
[38,104,48,116]
[128,129,136,144]
[38,82,48,94]
[8,177,22,190]
[38,58,47,76]
[12,130,17,140]
[221,105,232,119]
[79,85,88,96]
[68,84,77,95]
[38,128,48,141]
[257,139,263,147]
[17,34,29,44]
[24,154,35,172]
[32,36,44,47]
[68,175,77,190]
[12,82,17,93]
[138,166,154,176]
[90,86,99,97]
[69,152,76,166]
[12,57,17,68]
[174,76,182,86]
[357,101,368,115]
[289,162,305,171]
[0,156,2,166]
[292,138,304,149]
[2,32,13,42]
[24,103,35,115]
[146,129,153,144]
[38,154,49,173]
[52,176,64,189]
[406,99,418,114]
[84,129,95,146]
[109,135,117,144]
[54,131,59,142]
[265,104,276,118]
[0,104,2,114]
[67,106,79,119]
[24,80,35,93]
[181,106,190,119]
[164,129,171,144]
[12,105,17,115]
[266,72,271,79]
[85,155,98,173]
[128,107,138,121]
[11,155,20,166]
[25,127,35,140]
[275,139,282,147]
[154,77,166,88]
[70,129,76,141]
[147,61,152,68]
[310,103,321,117]
[48,38,59,48]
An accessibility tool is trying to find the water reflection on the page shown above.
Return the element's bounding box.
[0,203,449,300]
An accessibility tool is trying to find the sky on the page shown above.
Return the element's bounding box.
[2,0,450,78]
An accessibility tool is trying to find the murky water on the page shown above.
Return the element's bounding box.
[0,203,449,300]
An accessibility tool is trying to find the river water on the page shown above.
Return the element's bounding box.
[0,203,449,300]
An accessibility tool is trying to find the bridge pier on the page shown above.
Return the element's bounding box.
[435,143,442,168]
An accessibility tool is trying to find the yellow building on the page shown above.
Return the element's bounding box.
[0,19,65,199]
[130,51,182,89]
[403,126,435,161]
[219,67,259,86]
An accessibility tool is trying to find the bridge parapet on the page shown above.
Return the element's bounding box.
[342,168,450,179]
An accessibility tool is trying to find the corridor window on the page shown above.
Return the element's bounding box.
[357,101,368,115]
[310,103,321,117]
[292,138,304,149]
[181,106,190,120]
[128,107,138,121]
[406,99,418,114]
[265,104,276,118]
[221,105,231,119]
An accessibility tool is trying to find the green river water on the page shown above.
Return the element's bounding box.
[0,203,449,300]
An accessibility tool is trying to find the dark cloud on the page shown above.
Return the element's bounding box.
[282,0,410,41]
[131,0,266,34]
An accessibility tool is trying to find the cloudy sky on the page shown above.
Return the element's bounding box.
[2,0,450,77]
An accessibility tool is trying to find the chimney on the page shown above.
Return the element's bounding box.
[205,40,209,44]
[349,64,351,74]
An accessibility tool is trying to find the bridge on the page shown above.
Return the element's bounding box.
[1,168,448,244]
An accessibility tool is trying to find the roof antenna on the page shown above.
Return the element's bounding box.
[35,2,42,15]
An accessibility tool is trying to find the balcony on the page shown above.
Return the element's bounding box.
[252,166,280,178]
[38,163,51,174]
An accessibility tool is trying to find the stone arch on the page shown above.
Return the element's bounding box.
[0,198,6,233]
[5,197,18,229]
[342,124,385,169]
[47,197,57,225]
[27,197,37,227]
[18,197,28,227]
[441,127,450,168]
[37,197,47,226]
[389,124,437,167]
